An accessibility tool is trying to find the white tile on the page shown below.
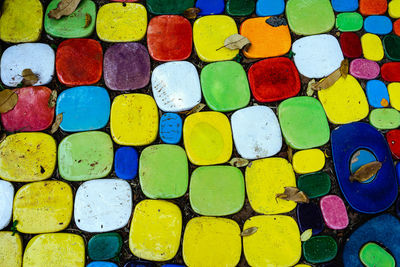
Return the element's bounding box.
[0,180,14,230]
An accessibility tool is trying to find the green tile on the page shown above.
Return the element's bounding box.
[303,236,338,263]
[370,108,400,130]
[139,144,188,199]
[336,12,363,32]
[189,166,245,216]
[88,233,122,261]
[44,0,96,38]
[297,172,331,199]
[201,61,250,112]
[226,0,255,16]
[383,35,400,61]
[360,242,395,267]
[146,0,194,15]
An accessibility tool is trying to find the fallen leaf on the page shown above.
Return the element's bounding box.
[276,187,309,203]
[350,150,360,164]
[306,79,316,96]
[340,59,349,78]
[22,69,38,86]
[183,7,200,19]
[182,103,206,116]
[287,146,293,163]
[381,98,389,107]
[48,90,58,108]
[312,69,341,91]
[301,229,313,242]
[241,227,258,237]
[84,13,91,28]
[229,158,249,168]
[48,0,81,19]
[265,16,287,27]
[50,113,63,134]
[0,89,18,113]
[217,34,251,51]
[349,161,382,183]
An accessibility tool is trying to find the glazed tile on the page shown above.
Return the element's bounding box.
[159,113,182,144]
[320,195,349,230]
[226,0,255,16]
[364,16,393,35]
[303,236,337,263]
[87,262,118,267]
[114,147,139,180]
[292,149,325,174]
[0,181,13,230]
[331,0,358,12]
[389,0,400,18]
[196,0,224,15]
[88,233,122,261]
[369,108,400,130]
[256,0,284,16]
[386,129,400,159]
[349,59,380,80]
[366,80,390,108]
[297,202,325,235]
[361,33,384,61]
[394,19,400,36]
[388,83,400,110]
[336,12,364,32]
[340,32,362,58]
[0,232,22,267]
[383,35,400,61]
[360,243,395,267]
[297,172,331,199]
[382,62,400,82]
[146,0,194,14]
[360,0,387,16]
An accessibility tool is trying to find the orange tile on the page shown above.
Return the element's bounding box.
[360,0,387,15]
[394,19,400,36]
[240,17,291,59]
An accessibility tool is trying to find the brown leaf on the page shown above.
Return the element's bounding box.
[241,227,258,237]
[287,146,293,163]
[84,13,91,28]
[0,89,18,113]
[312,68,342,91]
[48,0,81,19]
[229,158,249,168]
[48,90,57,108]
[182,103,206,116]
[340,59,349,78]
[276,187,309,203]
[50,113,63,134]
[306,79,316,96]
[301,229,313,242]
[183,7,200,20]
[22,69,38,86]
[381,98,389,107]
[217,34,251,51]
[349,161,382,183]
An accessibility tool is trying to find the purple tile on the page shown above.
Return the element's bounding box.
[104,43,150,91]
[349,58,380,80]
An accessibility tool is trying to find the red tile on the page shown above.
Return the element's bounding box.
[387,130,400,160]
[382,62,400,82]
[340,32,362,58]
[394,19,400,37]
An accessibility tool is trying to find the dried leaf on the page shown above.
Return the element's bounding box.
[84,13,91,28]
[217,34,251,51]
[50,113,63,134]
[340,59,349,78]
[0,89,18,113]
[48,90,58,108]
[265,16,287,27]
[287,146,293,163]
[48,0,81,19]
[241,227,258,237]
[182,103,206,116]
[229,158,249,168]
[276,187,309,203]
[183,7,200,19]
[22,69,38,86]
[306,79,316,96]
[301,229,313,242]
[381,98,389,107]
[350,150,360,164]
[312,69,341,91]
[350,161,382,183]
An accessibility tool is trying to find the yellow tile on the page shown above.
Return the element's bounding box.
[96,3,147,42]
[0,133,56,182]
[388,83,400,111]
[183,111,232,165]
[129,200,181,261]
[110,94,158,146]
[193,15,238,62]
[23,233,85,267]
[389,0,400,18]
[318,75,369,124]
[183,217,241,267]
[292,149,325,174]
[295,265,311,267]
[245,158,296,214]
[13,181,73,234]
[243,215,301,267]
[361,33,384,61]
[0,232,22,267]
[0,0,42,43]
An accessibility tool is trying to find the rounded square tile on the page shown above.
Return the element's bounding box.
[340,32,362,58]
[390,0,400,18]
[336,12,364,32]
[44,0,96,38]
[1,86,55,132]
[139,145,188,199]
[231,106,282,159]
[189,166,245,216]
[1,43,55,87]
[0,232,22,267]
[129,200,182,261]
[88,233,122,261]
[292,149,325,174]
[248,57,300,102]
[96,3,147,42]
[58,131,113,181]
[147,15,192,62]
[366,80,390,108]
[195,0,225,15]
[23,233,85,267]
[13,181,73,234]
[318,75,369,124]
[201,61,250,112]
[369,108,400,130]
[193,15,238,62]
[114,147,139,180]
[388,83,400,111]
[110,94,159,146]
[74,179,132,233]
[0,0,42,43]
[360,0,387,16]
[146,0,194,15]
[159,113,183,144]
[243,215,301,267]
[226,0,255,16]
[292,34,344,79]
[361,33,384,61]
[151,61,201,112]
[278,96,330,150]
[0,133,56,182]
[56,39,103,86]
[88,262,119,267]
[0,181,13,230]
[256,0,285,16]
[183,217,241,267]
[240,17,291,58]
[331,0,358,12]
[183,111,233,165]
[245,158,296,214]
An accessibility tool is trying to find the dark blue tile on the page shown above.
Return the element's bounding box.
[196,0,225,15]
[297,202,324,235]
[114,147,138,180]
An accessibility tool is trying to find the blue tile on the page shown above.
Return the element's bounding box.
[195,0,225,15]
[297,202,325,235]
[364,16,393,35]
[331,0,358,12]
[256,0,284,16]
[160,113,182,144]
[114,147,139,180]
[124,261,155,267]
[366,80,390,108]
[87,262,118,267]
